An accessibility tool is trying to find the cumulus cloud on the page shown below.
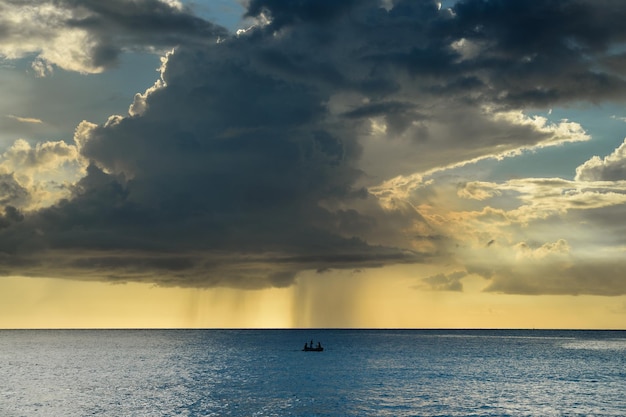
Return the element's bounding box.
[2,0,626,289]
[402,161,626,295]
[575,138,626,181]
[0,138,85,210]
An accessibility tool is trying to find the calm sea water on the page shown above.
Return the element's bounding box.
[1,329,625,416]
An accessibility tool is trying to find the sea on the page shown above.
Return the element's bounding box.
[1,329,625,416]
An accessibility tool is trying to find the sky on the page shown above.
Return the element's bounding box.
[1,0,626,329]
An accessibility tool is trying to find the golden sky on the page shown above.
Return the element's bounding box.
[2,268,624,329]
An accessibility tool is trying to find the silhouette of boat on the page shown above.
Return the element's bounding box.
[302,341,324,351]
[302,345,324,352]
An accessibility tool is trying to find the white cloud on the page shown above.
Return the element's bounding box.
[128,51,172,116]
[575,138,626,181]
[0,138,86,210]
[454,178,626,227]
[489,109,589,148]
[0,3,103,74]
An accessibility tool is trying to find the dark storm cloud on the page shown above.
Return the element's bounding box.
[0,27,421,286]
[237,0,626,177]
[2,0,626,288]
[449,0,626,106]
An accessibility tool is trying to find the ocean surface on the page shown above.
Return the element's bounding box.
[1,329,625,416]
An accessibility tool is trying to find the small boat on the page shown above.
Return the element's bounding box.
[302,345,324,352]
[302,341,324,352]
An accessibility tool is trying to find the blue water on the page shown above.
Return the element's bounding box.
[1,329,625,416]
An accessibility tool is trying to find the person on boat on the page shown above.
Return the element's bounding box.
[317,342,322,349]
[304,342,308,350]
